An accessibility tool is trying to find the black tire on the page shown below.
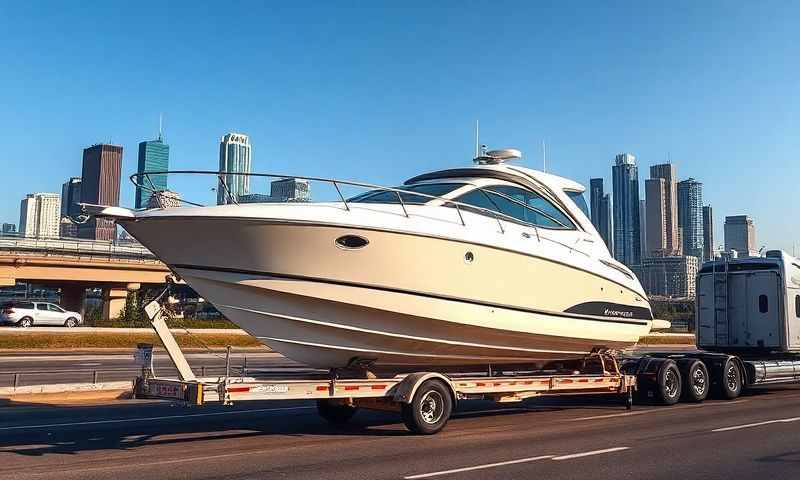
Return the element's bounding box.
[316,399,358,425]
[713,358,742,400]
[678,359,709,402]
[64,317,78,328]
[17,317,33,328]
[656,360,682,405]
[401,379,453,435]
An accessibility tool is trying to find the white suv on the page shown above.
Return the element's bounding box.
[0,301,83,328]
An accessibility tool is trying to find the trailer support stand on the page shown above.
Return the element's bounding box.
[144,300,197,382]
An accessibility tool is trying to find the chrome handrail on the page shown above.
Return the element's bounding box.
[129,170,567,235]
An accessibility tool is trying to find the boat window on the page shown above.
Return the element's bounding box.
[482,185,575,229]
[565,190,590,218]
[453,185,575,229]
[349,183,464,205]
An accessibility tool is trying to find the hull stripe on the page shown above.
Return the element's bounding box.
[172,264,652,326]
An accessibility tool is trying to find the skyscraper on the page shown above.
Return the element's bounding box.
[599,193,613,253]
[677,178,704,259]
[60,177,82,218]
[78,144,122,241]
[645,178,667,256]
[270,178,311,201]
[639,199,647,260]
[589,178,604,229]
[218,132,251,205]
[589,178,613,252]
[724,215,757,257]
[702,205,714,261]
[649,164,679,254]
[612,153,641,266]
[19,193,61,238]
[135,132,170,209]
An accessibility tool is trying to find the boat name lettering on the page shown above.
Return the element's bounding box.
[603,308,634,318]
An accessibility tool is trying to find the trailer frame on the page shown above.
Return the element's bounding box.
[133,297,638,433]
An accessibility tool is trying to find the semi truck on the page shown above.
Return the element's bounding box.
[134,252,800,434]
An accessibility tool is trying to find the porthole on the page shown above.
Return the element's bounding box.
[464,251,475,263]
[335,235,369,250]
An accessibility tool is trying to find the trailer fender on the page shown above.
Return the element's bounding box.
[393,372,456,405]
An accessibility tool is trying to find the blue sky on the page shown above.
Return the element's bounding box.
[1,1,798,251]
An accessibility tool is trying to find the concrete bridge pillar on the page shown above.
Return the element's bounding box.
[102,287,128,320]
[60,285,87,316]
[101,283,142,320]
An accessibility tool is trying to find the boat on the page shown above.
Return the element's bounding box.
[90,148,654,370]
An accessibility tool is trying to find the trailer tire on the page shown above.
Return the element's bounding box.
[317,399,358,425]
[656,360,682,405]
[678,359,709,402]
[713,358,742,400]
[401,379,452,435]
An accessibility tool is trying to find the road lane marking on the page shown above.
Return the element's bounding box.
[712,416,800,432]
[403,456,554,479]
[0,406,314,431]
[551,446,630,460]
[567,400,748,421]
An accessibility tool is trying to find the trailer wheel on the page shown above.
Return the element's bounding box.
[657,360,682,405]
[401,379,452,435]
[713,359,742,400]
[678,359,709,402]
[317,399,358,425]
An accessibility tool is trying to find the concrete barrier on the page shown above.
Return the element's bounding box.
[0,380,133,404]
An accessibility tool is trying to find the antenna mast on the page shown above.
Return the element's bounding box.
[542,140,547,173]
[474,120,480,158]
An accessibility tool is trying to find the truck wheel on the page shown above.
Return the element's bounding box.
[657,360,682,405]
[678,359,709,402]
[401,379,453,435]
[17,317,33,328]
[316,399,358,425]
[713,359,742,400]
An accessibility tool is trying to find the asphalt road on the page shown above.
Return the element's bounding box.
[1,384,800,479]
[0,352,310,387]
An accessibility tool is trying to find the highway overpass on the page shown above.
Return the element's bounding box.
[0,236,170,319]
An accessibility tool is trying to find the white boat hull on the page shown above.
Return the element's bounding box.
[119,205,652,369]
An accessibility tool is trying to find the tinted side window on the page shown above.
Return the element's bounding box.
[759,295,768,313]
[454,189,501,215]
[483,185,575,229]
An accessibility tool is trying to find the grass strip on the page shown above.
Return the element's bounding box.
[0,332,262,350]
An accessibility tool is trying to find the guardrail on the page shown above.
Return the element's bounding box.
[0,360,255,389]
[0,235,158,263]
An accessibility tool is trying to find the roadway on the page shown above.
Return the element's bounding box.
[1,385,800,479]
[0,351,308,387]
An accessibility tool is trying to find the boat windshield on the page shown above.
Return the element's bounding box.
[348,183,464,205]
[564,190,589,218]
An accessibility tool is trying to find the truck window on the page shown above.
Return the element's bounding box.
[759,295,769,314]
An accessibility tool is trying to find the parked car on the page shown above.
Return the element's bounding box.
[0,301,83,327]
